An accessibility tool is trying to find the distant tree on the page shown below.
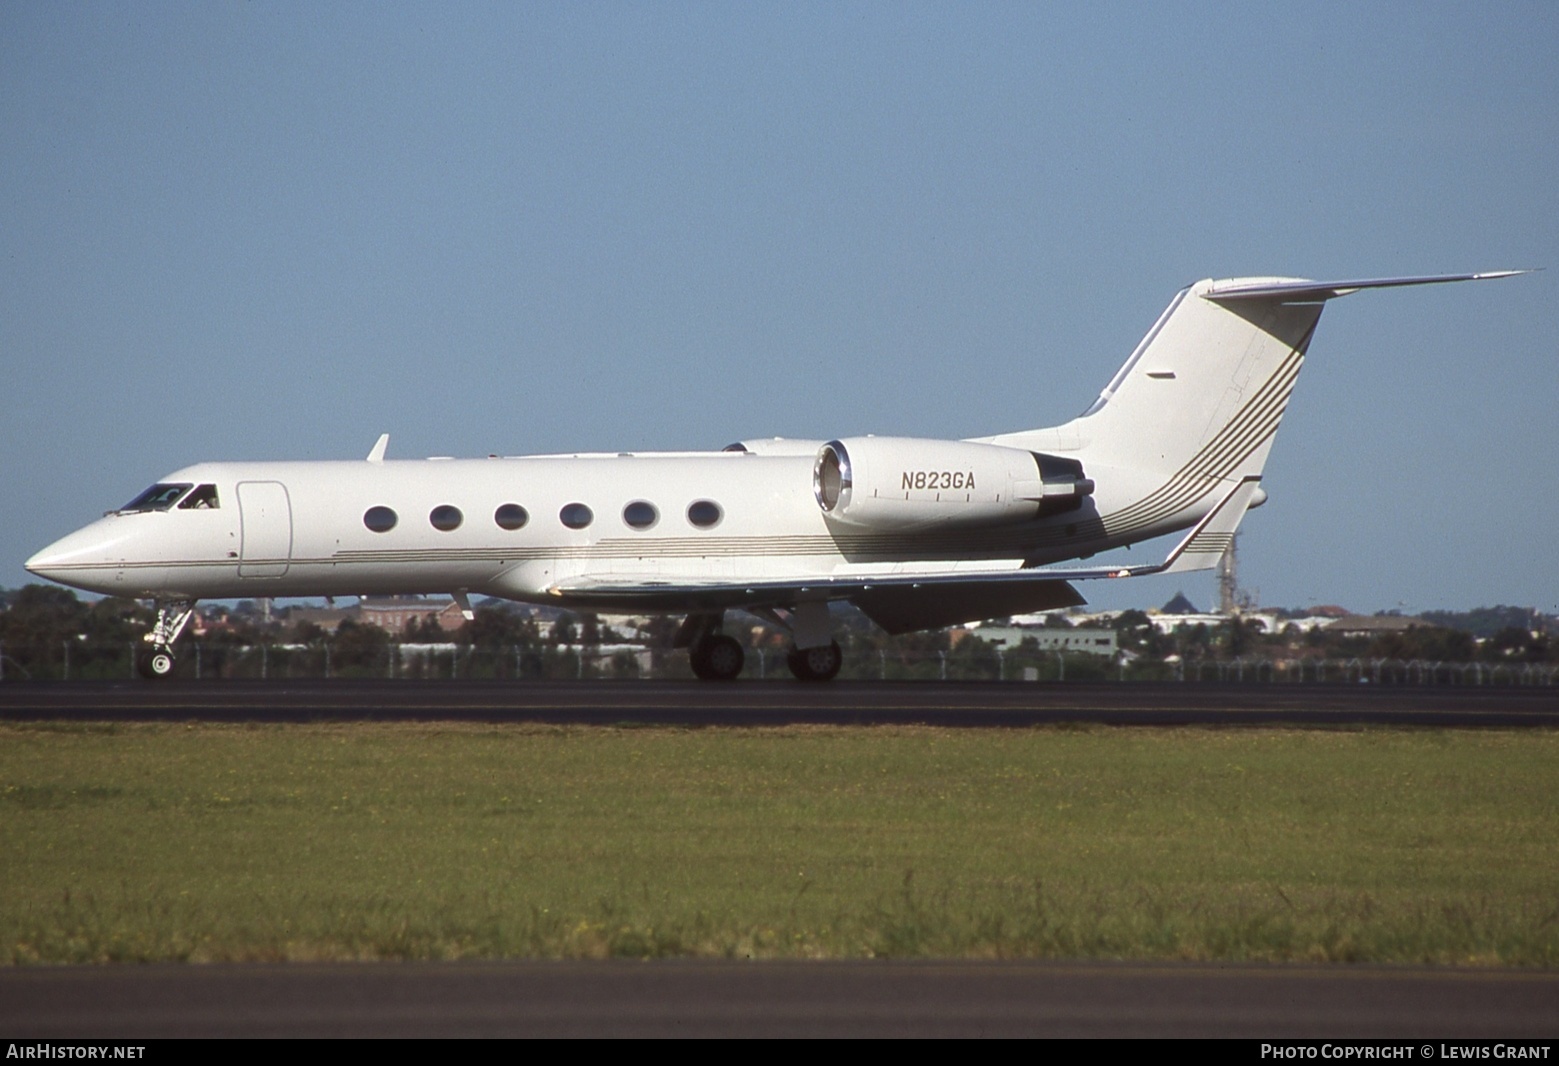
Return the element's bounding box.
[1113,609,1154,652]
[1368,626,1475,662]
[1484,626,1535,660]
[330,619,390,669]
[608,649,639,679]
[1222,615,1268,658]
[401,614,446,643]
[946,633,1000,680]
[642,614,679,674]
[550,614,577,646]
[0,587,156,678]
[289,620,326,646]
[1419,605,1540,639]
[461,604,536,650]
[0,585,87,645]
[1182,623,1212,660]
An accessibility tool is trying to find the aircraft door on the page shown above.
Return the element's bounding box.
[237,481,292,578]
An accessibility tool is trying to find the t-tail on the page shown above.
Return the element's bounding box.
[981,271,1528,547]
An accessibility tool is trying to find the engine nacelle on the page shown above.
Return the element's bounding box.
[812,437,1092,531]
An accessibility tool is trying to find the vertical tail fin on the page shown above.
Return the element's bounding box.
[978,271,1525,542]
[1073,272,1527,482]
[1078,277,1323,481]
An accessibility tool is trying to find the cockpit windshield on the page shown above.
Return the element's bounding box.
[177,484,220,509]
[118,483,193,513]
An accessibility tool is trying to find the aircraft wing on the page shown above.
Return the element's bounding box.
[546,477,1262,627]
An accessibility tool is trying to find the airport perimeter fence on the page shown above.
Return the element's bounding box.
[1,639,1556,686]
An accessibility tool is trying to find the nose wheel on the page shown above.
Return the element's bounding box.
[137,600,196,681]
[136,646,177,679]
[787,641,843,682]
[690,634,745,681]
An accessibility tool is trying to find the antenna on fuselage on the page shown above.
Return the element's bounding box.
[367,433,389,463]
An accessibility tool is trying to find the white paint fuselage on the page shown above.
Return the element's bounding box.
[26,449,1169,611]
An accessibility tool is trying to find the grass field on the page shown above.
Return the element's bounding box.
[3,721,1556,964]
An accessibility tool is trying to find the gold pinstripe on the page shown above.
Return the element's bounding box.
[1100,329,1312,536]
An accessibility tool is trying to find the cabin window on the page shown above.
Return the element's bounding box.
[119,483,192,513]
[623,500,658,530]
[560,502,593,530]
[687,500,723,528]
[364,506,398,533]
[430,505,463,532]
[177,484,220,510]
[494,503,529,530]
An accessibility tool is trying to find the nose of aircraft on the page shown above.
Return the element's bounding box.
[25,520,133,594]
[25,541,71,582]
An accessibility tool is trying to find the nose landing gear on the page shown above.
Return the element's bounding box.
[136,647,177,678]
[137,600,196,680]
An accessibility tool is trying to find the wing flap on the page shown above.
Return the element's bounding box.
[853,581,1085,635]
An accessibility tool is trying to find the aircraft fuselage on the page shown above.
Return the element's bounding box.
[27,449,1162,613]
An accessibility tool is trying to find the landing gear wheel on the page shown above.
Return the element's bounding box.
[136,647,176,680]
[690,634,745,681]
[787,641,843,682]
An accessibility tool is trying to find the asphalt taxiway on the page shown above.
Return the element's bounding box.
[1,679,1556,727]
[4,960,1558,1038]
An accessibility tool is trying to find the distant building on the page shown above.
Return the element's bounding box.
[1161,591,1201,614]
[1325,614,1431,637]
[285,606,358,633]
[974,626,1118,657]
[358,597,466,635]
[1143,610,1337,636]
[1146,611,1226,634]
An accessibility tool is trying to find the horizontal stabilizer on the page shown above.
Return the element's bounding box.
[1205,271,1530,304]
[1020,475,1263,581]
[1160,476,1262,574]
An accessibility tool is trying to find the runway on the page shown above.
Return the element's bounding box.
[2,679,1557,727]
[4,960,1558,1038]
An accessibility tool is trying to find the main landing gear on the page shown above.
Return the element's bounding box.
[677,613,746,680]
[690,633,745,681]
[676,606,845,682]
[137,600,195,680]
[787,641,843,682]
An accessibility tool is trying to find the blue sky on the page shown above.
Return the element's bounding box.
[3,2,1555,615]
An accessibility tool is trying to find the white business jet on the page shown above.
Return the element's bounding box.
[27,271,1524,681]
